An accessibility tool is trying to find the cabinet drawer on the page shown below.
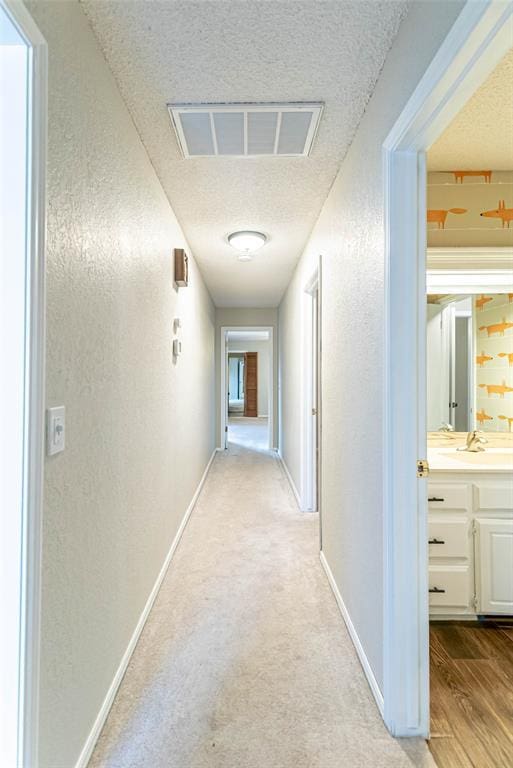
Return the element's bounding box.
[428,565,471,608]
[475,483,513,512]
[428,483,469,511]
[428,517,470,559]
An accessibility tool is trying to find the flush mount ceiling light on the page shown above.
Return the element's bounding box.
[228,231,267,261]
[168,103,324,158]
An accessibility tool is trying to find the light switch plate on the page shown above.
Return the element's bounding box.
[47,406,65,456]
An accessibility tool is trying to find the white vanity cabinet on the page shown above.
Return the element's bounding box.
[428,473,513,618]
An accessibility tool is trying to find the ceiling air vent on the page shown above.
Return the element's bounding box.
[168,102,324,158]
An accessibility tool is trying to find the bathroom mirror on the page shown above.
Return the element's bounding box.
[426,292,513,434]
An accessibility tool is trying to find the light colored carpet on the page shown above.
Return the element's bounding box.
[228,416,269,452]
[88,443,435,768]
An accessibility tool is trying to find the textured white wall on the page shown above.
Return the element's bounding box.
[227,340,270,416]
[215,308,278,446]
[279,0,465,692]
[26,3,215,767]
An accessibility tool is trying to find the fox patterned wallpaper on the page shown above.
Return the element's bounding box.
[427,171,513,247]
[475,294,513,432]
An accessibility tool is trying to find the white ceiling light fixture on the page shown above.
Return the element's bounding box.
[228,230,267,261]
[168,103,324,158]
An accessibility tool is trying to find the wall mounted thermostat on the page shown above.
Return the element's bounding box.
[173,339,182,357]
[47,406,65,456]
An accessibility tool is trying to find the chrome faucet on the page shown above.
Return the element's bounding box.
[457,430,488,453]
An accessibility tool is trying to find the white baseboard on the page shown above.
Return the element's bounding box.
[276,450,301,509]
[319,551,384,717]
[74,448,218,768]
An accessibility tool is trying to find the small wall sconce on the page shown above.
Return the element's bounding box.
[174,248,189,287]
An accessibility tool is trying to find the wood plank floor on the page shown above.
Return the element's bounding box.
[429,621,513,768]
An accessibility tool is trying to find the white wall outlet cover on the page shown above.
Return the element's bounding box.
[47,406,65,456]
[173,339,182,357]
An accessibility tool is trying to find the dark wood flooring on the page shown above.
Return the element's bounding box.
[429,620,513,768]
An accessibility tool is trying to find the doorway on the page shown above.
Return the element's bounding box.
[0,3,46,766]
[383,0,513,741]
[301,268,321,516]
[220,327,273,451]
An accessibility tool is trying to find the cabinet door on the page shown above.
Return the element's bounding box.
[476,518,513,614]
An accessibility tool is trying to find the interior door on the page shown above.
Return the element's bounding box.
[243,352,258,417]
[426,303,451,430]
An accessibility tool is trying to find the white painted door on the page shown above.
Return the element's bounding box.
[476,518,513,614]
[311,288,319,512]
[426,303,451,430]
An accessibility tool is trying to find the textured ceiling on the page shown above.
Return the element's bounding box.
[81,0,407,307]
[428,47,513,171]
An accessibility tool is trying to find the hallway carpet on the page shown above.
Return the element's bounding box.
[88,444,435,768]
[228,416,269,452]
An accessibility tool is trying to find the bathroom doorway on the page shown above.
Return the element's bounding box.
[382,1,513,740]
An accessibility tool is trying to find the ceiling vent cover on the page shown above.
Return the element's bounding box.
[168,102,323,158]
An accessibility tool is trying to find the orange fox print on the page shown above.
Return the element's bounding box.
[427,208,467,229]
[479,318,513,337]
[498,352,513,366]
[452,170,492,184]
[476,351,493,367]
[480,200,513,228]
[478,380,513,398]
[498,415,513,431]
[476,409,493,425]
[475,294,493,311]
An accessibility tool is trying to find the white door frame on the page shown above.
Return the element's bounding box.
[300,267,320,513]
[0,1,46,766]
[220,326,274,450]
[382,0,513,737]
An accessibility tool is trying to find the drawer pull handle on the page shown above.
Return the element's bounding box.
[428,497,445,502]
[429,587,446,594]
[429,538,445,545]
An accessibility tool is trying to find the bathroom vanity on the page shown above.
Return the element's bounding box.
[427,434,513,618]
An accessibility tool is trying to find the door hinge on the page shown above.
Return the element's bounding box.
[417,459,430,478]
[472,594,478,610]
[471,519,477,536]
[312,407,317,416]
[225,426,228,432]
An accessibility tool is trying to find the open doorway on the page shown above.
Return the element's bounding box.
[382,0,513,745]
[425,44,513,766]
[301,267,321,516]
[220,328,273,452]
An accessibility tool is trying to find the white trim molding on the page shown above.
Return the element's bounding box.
[277,450,301,509]
[382,0,513,739]
[320,552,384,716]
[0,3,47,766]
[74,449,218,768]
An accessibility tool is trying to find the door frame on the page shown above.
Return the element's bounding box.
[1,1,47,766]
[300,266,321,514]
[220,326,274,450]
[382,0,513,737]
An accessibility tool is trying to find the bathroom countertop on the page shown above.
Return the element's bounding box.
[427,444,513,473]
